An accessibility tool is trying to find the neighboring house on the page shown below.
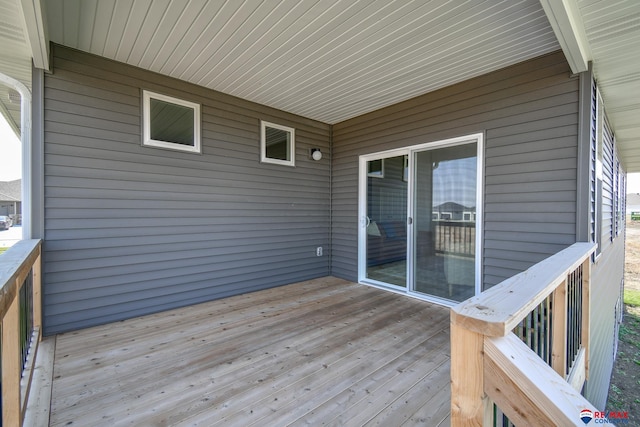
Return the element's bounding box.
[0,179,21,221]
[0,0,638,417]
[628,193,640,215]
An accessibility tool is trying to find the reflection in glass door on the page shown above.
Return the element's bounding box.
[412,144,477,302]
[365,155,408,288]
[359,134,481,304]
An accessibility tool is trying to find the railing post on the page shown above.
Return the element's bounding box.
[451,320,485,427]
[551,278,568,378]
[2,288,23,426]
[32,251,42,337]
[581,257,591,379]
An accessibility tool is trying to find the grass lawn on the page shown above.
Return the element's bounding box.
[0,247,7,255]
[626,289,640,307]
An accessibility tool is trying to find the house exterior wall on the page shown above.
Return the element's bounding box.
[587,234,624,408]
[581,70,627,409]
[42,45,331,335]
[329,49,626,410]
[331,51,579,289]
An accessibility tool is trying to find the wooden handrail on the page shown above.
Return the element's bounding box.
[451,242,596,337]
[450,242,598,426]
[1,239,42,427]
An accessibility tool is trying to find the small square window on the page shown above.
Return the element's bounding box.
[261,121,295,166]
[143,90,201,153]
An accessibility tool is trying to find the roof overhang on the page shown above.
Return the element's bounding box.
[539,0,590,74]
[17,0,49,71]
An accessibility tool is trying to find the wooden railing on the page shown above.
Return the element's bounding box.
[450,242,598,426]
[434,220,475,257]
[0,240,42,427]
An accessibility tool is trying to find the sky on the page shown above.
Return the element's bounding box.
[0,114,21,181]
[1,113,640,190]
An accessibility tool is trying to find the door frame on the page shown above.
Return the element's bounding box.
[357,133,484,306]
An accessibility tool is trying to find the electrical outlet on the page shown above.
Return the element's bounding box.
[316,246,323,256]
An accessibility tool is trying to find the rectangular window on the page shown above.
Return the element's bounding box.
[261,121,295,166]
[143,90,201,153]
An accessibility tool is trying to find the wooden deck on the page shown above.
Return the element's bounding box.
[47,277,451,426]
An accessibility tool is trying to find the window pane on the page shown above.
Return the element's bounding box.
[150,98,194,146]
[265,126,290,161]
[414,143,477,302]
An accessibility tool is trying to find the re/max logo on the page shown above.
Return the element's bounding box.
[593,411,629,419]
[581,409,630,424]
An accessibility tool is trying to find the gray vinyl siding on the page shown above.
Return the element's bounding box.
[582,84,626,409]
[331,51,579,287]
[585,230,625,409]
[43,45,331,335]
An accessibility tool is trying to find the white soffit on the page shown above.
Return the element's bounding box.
[0,0,32,136]
[577,0,640,172]
[45,0,560,125]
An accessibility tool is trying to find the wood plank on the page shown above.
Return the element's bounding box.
[567,347,587,392]
[209,320,450,426]
[2,290,22,426]
[32,252,43,332]
[451,242,596,337]
[57,291,404,425]
[362,361,450,426]
[49,278,452,426]
[484,334,597,427]
[450,322,484,427]
[52,281,380,383]
[23,336,56,427]
[551,278,568,377]
[292,331,450,426]
[0,240,41,319]
[51,281,386,413]
[581,258,591,379]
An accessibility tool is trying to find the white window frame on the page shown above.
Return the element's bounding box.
[357,132,484,307]
[260,120,295,167]
[143,90,201,153]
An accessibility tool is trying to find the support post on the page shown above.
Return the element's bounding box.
[32,251,42,337]
[2,291,23,426]
[551,278,568,377]
[581,258,591,379]
[451,320,485,426]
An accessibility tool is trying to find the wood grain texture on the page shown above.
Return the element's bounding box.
[450,242,595,337]
[49,277,451,426]
[484,334,597,427]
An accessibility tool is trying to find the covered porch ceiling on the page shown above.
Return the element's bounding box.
[1,0,639,171]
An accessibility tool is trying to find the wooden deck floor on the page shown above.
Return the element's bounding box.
[48,277,452,426]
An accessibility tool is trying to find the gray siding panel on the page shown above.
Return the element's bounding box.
[43,45,331,334]
[586,232,625,409]
[331,51,579,287]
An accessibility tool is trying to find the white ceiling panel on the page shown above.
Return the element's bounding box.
[0,0,32,136]
[578,0,640,172]
[44,0,561,124]
[2,0,638,171]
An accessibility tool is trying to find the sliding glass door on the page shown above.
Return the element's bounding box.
[412,143,478,301]
[364,155,408,288]
[359,134,482,304]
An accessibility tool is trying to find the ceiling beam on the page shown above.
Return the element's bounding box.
[17,0,49,70]
[539,0,590,74]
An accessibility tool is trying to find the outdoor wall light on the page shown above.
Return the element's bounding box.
[310,148,323,161]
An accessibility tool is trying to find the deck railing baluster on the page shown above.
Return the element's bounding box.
[451,242,596,426]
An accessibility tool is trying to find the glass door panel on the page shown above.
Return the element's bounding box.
[413,144,477,302]
[365,155,408,287]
